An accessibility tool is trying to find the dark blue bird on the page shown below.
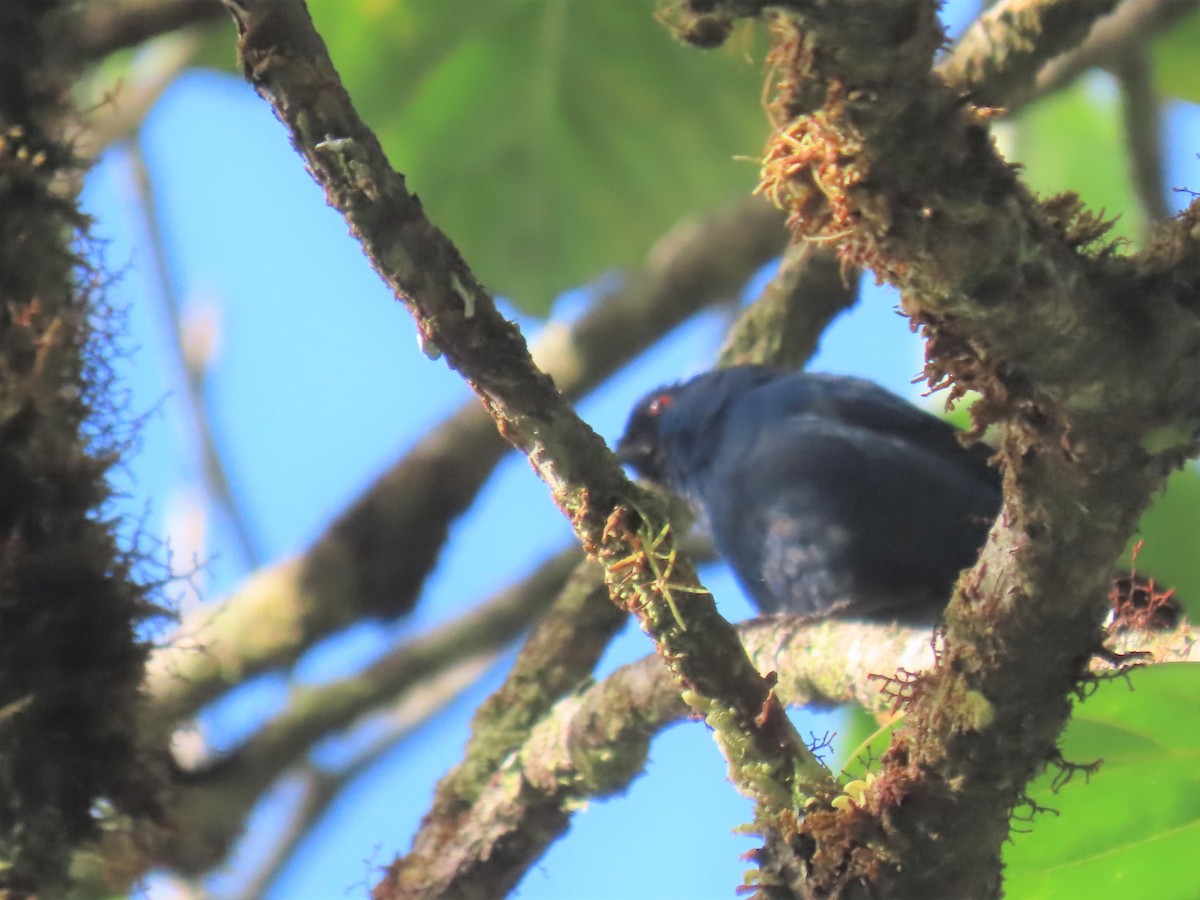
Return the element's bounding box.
[614,365,1002,622]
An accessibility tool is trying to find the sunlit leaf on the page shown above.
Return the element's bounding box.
[1004,664,1200,900]
[294,0,770,313]
[835,704,899,781]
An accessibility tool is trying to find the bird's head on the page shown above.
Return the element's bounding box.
[614,365,780,489]
[614,387,680,484]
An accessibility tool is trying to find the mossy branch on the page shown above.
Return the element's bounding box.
[143,193,783,730]
[668,1,1200,896]
[212,2,832,897]
[0,1,155,893]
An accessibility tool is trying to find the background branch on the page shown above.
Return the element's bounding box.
[1115,50,1172,226]
[940,0,1200,113]
[61,0,228,62]
[123,135,262,569]
[939,0,1122,107]
[383,611,1197,897]
[215,5,829,899]
[1030,0,1200,109]
[143,194,784,728]
[152,547,582,873]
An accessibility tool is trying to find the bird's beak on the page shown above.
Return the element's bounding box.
[613,435,642,465]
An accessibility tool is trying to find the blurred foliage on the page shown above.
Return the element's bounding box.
[1004,664,1200,899]
[1009,77,1142,245]
[184,1,1200,311]
[1154,7,1200,104]
[1125,466,1200,617]
[291,0,769,313]
[834,664,1200,897]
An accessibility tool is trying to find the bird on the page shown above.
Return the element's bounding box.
[614,365,1002,622]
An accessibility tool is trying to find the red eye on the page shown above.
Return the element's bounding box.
[647,394,673,416]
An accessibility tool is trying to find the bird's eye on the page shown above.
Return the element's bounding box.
[647,394,673,416]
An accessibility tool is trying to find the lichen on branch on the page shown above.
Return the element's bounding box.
[663,1,1200,896]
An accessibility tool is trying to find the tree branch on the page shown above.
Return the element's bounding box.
[0,1,154,892]
[59,0,228,63]
[157,647,502,878]
[669,1,1200,895]
[151,538,706,881]
[716,0,1191,379]
[939,0,1200,113]
[396,557,622,895]
[939,0,1121,108]
[143,193,784,729]
[212,5,828,899]
[376,611,1197,897]
[1114,50,1171,226]
[143,547,580,872]
[1029,0,1200,110]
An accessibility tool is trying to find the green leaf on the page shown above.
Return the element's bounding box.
[1008,77,1141,245]
[834,705,899,781]
[1003,664,1200,900]
[1124,465,1200,619]
[302,0,769,313]
[1154,8,1200,104]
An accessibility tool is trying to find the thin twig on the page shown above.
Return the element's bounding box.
[228,659,497,900]
[61,0,228,63]
[124,137,263,569]
[1115,50,1171,226]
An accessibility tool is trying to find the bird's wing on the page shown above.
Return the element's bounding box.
[735,373,1000,490]
[705,412,999,619]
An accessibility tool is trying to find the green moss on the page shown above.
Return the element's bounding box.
[0,2,157,892]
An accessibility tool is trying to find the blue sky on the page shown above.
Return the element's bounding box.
[79,7,1200,897]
